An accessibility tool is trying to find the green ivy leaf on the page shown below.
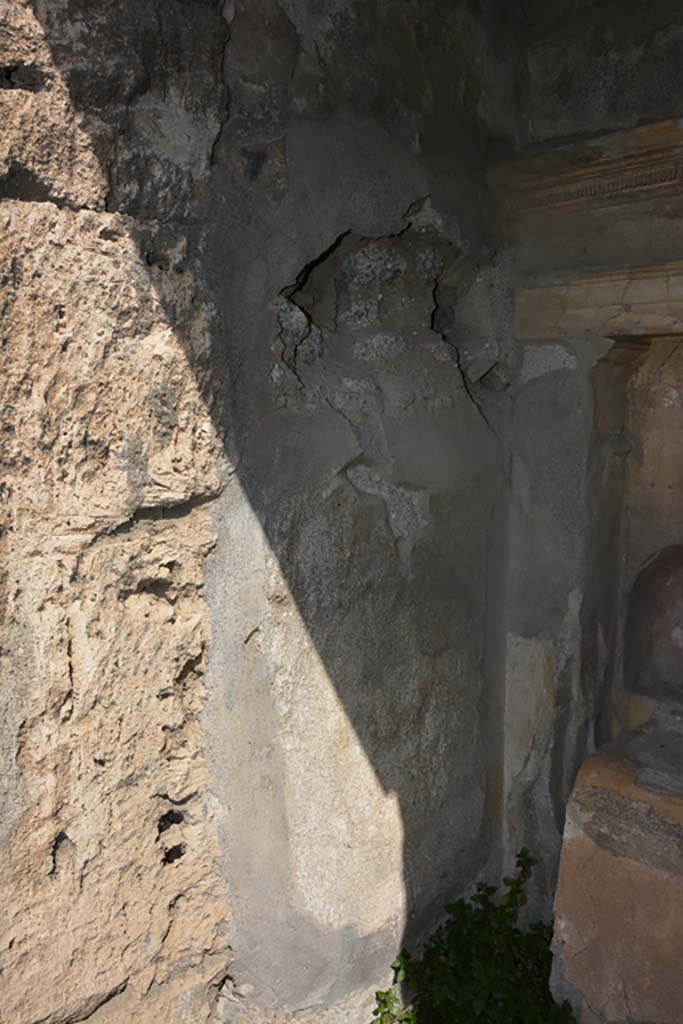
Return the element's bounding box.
[372,850,577,1024]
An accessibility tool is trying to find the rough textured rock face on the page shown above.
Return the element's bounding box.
[1,3,233,1021]
[0,203,231,1024]
[502,335,606,912]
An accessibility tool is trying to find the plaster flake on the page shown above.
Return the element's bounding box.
[130,90,219,180]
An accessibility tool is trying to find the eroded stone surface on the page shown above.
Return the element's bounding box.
[0,203,232,1023]
[0,3,233,1021]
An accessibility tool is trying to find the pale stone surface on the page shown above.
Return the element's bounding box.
[501,334,612,913]
[552,714,683,1023]
[0,202,232,1022]
[0,4,233,1021]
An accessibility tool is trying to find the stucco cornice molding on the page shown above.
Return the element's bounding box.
[494,120,683,213]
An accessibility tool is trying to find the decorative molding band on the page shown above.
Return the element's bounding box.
[493,120,683,213]
[518,160,681,210]
[517,261,683,339]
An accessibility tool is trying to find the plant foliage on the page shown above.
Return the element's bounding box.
[373,850,576,1024]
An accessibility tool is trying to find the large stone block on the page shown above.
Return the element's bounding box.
[551,714,683,1023]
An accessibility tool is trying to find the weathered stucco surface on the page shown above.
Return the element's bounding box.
[206,215,513,1019]
[201,1,521,1016]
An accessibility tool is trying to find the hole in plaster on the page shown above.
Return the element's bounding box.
[0,63,47,91]
[162,844,186,865]
[158,810,184,835]
[49,831,72,876]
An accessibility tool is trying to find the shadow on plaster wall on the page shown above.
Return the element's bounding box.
[20,0,516,1012]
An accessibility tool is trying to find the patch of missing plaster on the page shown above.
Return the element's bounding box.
[272,295,324,385]
[268,202,499,460]
[404,196,448,236]
[353,333,406,363]
[417,248,446,280]
[338,298,379,329]
[342,243,406,289]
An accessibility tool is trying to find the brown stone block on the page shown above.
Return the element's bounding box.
[552,728,683,1023]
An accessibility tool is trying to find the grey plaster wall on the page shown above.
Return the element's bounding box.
[200,3,524,1016]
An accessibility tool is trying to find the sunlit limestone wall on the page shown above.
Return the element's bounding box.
[0,4,233,1022]
[0,1,524,1022]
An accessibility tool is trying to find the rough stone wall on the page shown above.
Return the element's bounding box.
[1,1,525,1022]
[502,83,683,906]
[0,3,234,1022]
[11,0,683,1019]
